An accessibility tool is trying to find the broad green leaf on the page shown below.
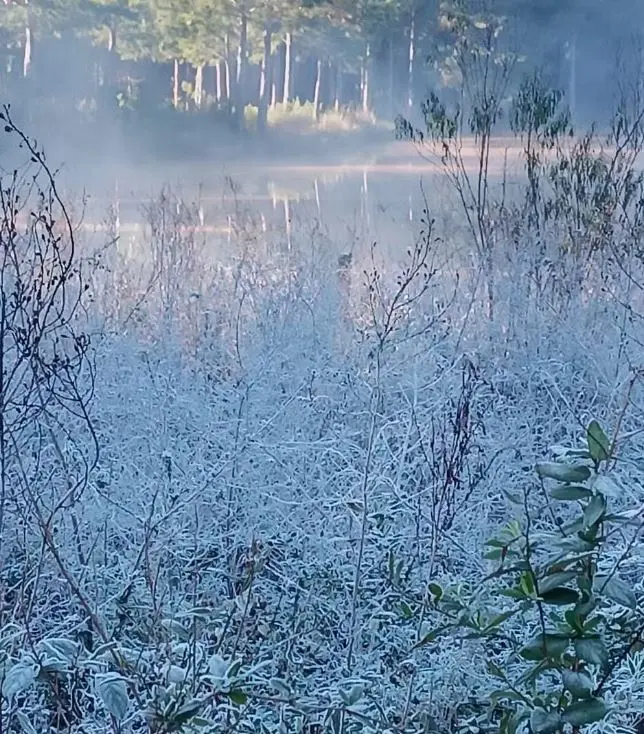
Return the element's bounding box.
[501,710,529,734]
[520,572,536,596]
[485,548,504,560]
[95,673,130,721]
[597,574,637,609]
[486,539,507,549]
[400,601,414,619]
[484,609,519,630]
[489,688,529,704]
[583,495,606,529]
[530,709,561,733]
[346,684,363,705]
[562,698,608,726]
[428,582,443,599]
[414,625,451,648]
[536,463,591,483]
[2,661,38,701]
[538,571,577,594]
[587,421,611,463]
[517,660,550,686]
[37,638,79,663]
[165,665,188,684]
[486,661,506,680]
[564,609,584,633]
[552,536,595,555]
[520,634,569,661]
[574,636,609,668]
[550,485,593,501]
[208,654,227,679]
[561,669,593,698]
[226,659,242,680]
[173,700,203,726]
[540,587,579,605]
[227,689,248,706]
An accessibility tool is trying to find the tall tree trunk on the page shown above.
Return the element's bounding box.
[235,11,248,129]
[194,63,204,108]
[215,60,222,102]
[107,25,115,53]
[271,79,277,107]
[388,33,394,117]
[173,58,180,108]
[334,65,342,111]
[258,25,272,132]
[23,23,32,77]
[407,7,416,109]
[105,25,118,91]
[224,58,231,100]
[225,31,232,107]
[282,32,292,104]
[361,44,370,112]
[312,57,322,121]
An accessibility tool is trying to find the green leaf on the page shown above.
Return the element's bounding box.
[530,709,561,734]
[428,583,443,600]
[552,536,595,556]
[37,638,79,663]
[484,548,504,560]
[520,634,569,661]
[536,463,591,483]
[95,673,130,721]
[562,698,608,726]
[587,421,611,464]
[400,601,414,619]
[486,539,508,548]
[227,689,248,706]
[538,571,577,594]
[539,587,579,605]
[484,609,518,630]
[489,688,529,704]
[414,625,451,648]
[2,661,38,702]
[597,574,637,609]
[583,495,606,529]
[486,661,506,680]
[574,636,609,668]
[501,710,528,734]
[345,684,363,705]
[564,609,584,633]
[172,700,203,727]
[561,669,594,698]
[550,485,593,501]
[520,572,536,596]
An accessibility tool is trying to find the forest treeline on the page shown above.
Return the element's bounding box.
[0,0,641,135]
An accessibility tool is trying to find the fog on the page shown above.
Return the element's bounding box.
[2,0,643,198]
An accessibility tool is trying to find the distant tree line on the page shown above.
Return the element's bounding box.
[0,0,641,133]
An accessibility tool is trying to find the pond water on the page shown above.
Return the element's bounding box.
[57,138,528,259]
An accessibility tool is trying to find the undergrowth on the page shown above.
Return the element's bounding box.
[1,59,644,734]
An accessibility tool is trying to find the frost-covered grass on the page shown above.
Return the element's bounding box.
[2,120,644,734]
